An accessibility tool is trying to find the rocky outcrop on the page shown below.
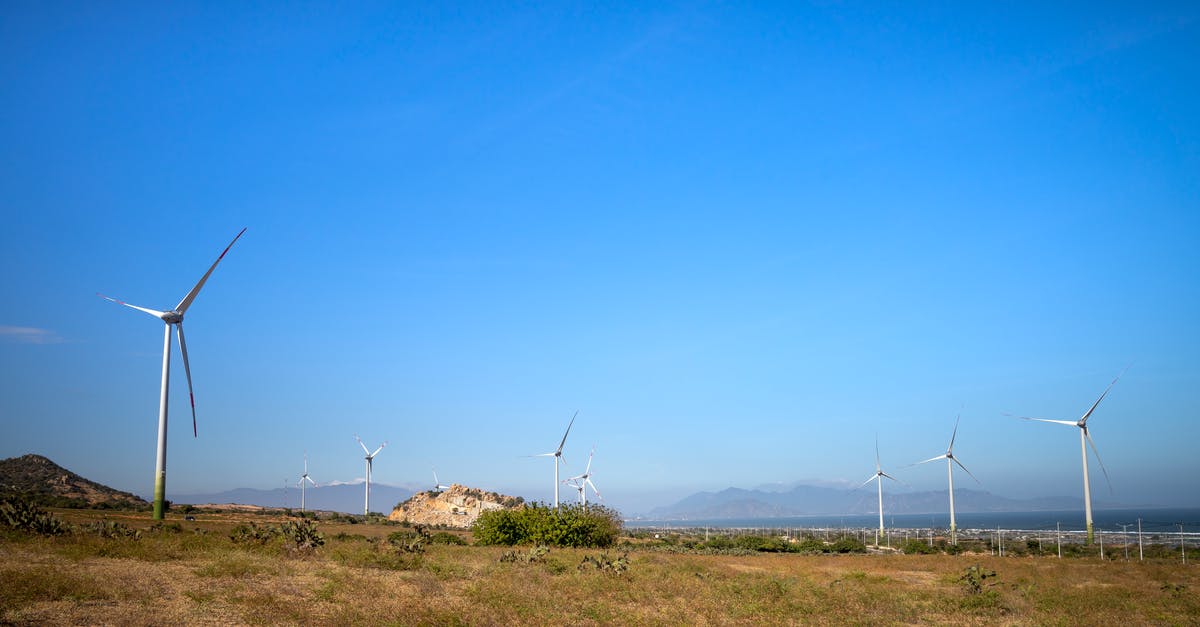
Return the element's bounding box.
[388,484,523,529]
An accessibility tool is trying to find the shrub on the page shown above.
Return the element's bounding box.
[0,497,67,536]
[901,539,937,555]
[279,519,324,552]
[829,537,868,553]
[428,531,467,545]
[473,503,622,548]
[79,520,141,540]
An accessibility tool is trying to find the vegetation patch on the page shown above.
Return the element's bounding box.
[473,504,621,547]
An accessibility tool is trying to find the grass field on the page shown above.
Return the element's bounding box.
[2,508,1197,625]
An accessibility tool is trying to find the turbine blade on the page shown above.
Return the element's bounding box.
[176,323,197,437]
[1079,367,1128,425]
[858,475,878,489]
[356,435,370,455]
[97,293,167,319]
[528,452,556,458]
[305,476,317,486]
[952,457,981,484]
[584,447,595,475]
[175,228,246,313]
[371,443,386,457]
[586,478,601,499]
[874,437,881,471]
[949,414,961,451]
[1084,429,1114,494]
[556,410,578,454]
[1022,417,1079,426]
[911,454,948,467]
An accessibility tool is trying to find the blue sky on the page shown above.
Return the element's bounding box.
[1,2,1197,514]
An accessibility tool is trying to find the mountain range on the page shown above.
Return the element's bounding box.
[644,483,1127,520]
[172,481,415,515]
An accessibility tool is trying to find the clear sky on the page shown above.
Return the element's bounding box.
[1,2,1197,514]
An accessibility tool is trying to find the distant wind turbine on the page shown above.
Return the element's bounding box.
[98,228,246,520]
[911,415,978,545]
[355,435,387,515]
[1016,367,1128,544]
[432,469,451,493]
[859,438,900,541]
[298,453,317,513]
[564,446,601,507]
[530,411,577,508]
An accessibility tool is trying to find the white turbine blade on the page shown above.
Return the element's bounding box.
[175,228,246,314]
[555,410,578,454]
[97,293,167,319]
[1079,367,1128,425]
[584,447,594,475]
[305,476,318,486]
[948,414,961,451]
[356,435,370,455]
[1084,429,1114,493]
[874,437,881,471]
[911,454,948,467]
[586,478,601,500]
[858,475,878,489]
[176,323,197,437]
[433,469,440,486]
[1022,417,1079,427]
[528,452,556,458]
[370,442,387,458]
[880,471,900,483]
[952,457,981,484]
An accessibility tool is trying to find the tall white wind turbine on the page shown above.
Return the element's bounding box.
[98,228,246,520]
[355,435,387,516]
[859,439,899,540]
[564,446,601,507]
[912,415,978,544]
[531,411,577,508]
[298,453,317,513]
[1017,368,1127,544]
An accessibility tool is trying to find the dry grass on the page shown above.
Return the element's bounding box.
[2,510,1197,625]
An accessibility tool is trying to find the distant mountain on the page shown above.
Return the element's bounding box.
[173,481,414,515]
[645,483,1114,520]
[0,454,147,509]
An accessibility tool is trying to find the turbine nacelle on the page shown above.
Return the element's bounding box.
[160,311,183,324]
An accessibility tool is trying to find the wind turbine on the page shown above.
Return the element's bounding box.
[98,228,246,520]
[1017,368,1127,544]
[563,446,601,507]
[432,469,451,493]
[530,411,577,508]
[859,439,899,542]
[911,415,978,545]
[298,453,317,513]
[355,435,387,516]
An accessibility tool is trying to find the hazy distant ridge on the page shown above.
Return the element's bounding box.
[646,483,1125,520]
[173,482,414,515]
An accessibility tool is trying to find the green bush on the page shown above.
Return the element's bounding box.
[901,539,937,554]
[0,497,67,536]
[473,504,622,548]
[829,537,868,553]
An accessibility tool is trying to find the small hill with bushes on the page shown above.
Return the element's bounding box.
[388,484,523,528]
[0,454,147,509]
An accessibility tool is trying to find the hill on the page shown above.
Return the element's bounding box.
[389,484,523,528]
[0,454,147,509]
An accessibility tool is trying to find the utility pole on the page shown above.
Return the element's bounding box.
[1138,518,1144,561]
[1099,530,1104,560]
[1057,522,1062,559]
[1120,524,1130,560]
[1182,524,1187,565]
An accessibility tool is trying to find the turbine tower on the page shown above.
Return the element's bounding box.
[98,228,246,520]
[531,411,577,508]
[355,435,387,516]
[1018,368,1127,544]
[298,453,317,513]
[563,446,601,507]
[859,439,899,541]
[912,415,978,545]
